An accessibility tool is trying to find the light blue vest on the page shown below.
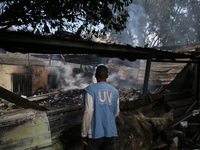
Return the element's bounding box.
[83,82,119,139]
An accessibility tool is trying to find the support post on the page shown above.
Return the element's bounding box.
[142,55,152,97]
[195,48,200,101]
[196,61,200,101]
[80,55,83,69]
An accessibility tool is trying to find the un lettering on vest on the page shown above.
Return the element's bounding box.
[98,90,113,105]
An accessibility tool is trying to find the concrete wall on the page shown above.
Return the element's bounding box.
[0,65,51,95]
[31,66,50,94]
[0,63,82,96]
[0,65,12,91]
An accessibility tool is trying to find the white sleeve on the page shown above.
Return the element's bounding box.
[115,98,120,117]
[81,92,94,137]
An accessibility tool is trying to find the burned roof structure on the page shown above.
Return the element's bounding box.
[1,30,200,98]
[0,31,198,63]
[0,31,200,150]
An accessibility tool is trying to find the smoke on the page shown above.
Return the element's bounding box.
[50,62,90,90]
[89,60,143,90]
[91,70,119,86]
[48,58,144,92]
[91,64,118,84]
[107,3,146,46]
[125,4,146,46]
[105,58,145,90]
[107,73,119,83]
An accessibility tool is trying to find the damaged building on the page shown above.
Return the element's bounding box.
[0,31,200,150]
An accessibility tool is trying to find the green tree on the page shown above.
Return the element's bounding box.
[141,0,200,47]
[105,0,200,47]
[0,0,131,35]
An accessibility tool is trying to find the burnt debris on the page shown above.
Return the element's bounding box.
[35,89,83,109]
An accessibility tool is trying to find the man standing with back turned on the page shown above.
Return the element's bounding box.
[81,65,120,150]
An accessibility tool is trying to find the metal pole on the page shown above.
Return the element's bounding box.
[142,55,152,97]
[196,61,200,101]
[195,48,200,101]
[80,55,82,69]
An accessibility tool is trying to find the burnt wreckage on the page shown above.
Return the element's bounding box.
[0,31,200,149]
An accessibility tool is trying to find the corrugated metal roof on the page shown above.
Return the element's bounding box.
[0,31,198,62]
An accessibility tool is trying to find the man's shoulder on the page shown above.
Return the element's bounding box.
[84,83,97,91]
[106,83,117,89]
[85,82,118,91]
[106,83,119,94]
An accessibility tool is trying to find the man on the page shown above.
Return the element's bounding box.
[81,65,120,150]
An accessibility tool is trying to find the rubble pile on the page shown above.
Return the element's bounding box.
[0,86,200,149]
[0,87,143,110]
[36,87,144,108]
[36,87,143,108]
[118,87,142,101]
[36,89,83,108]
[0,99,21,111]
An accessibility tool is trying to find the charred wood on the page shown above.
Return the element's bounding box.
[0,86,47,111]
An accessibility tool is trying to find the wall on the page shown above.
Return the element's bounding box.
[0,64,51,96]
[0,65,12,91]
[31,66,50,94]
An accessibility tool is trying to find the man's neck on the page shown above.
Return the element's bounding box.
[97,79,106,83]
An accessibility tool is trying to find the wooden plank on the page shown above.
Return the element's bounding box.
[166,97,195,109]
[163,90,193,102]
[0,86,47,111]
[173,105,191,119]
[137,104,155,117]
[120,97,151,110]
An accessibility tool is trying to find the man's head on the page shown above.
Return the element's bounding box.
[95,65,108,82]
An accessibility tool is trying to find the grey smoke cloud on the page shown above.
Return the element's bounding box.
[50,62,89,90]
[108,3,146,46]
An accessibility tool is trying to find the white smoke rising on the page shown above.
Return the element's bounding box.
[90,64,119,88]
[107,73,118,83]
[108,3,146,46]
[50,62,120,90]
[125,4,146,46]
[92,74,96,84]
[50,62,89,90]
[91,71,119,86]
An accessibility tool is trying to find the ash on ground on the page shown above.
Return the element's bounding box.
[35,89,83,109]
[35,87,142,109]
[0,87,143,110]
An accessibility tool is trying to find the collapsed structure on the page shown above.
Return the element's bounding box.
[0,31,200,149]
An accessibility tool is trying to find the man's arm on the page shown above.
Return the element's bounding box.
[81,92,94,138]
[115,98,120,117]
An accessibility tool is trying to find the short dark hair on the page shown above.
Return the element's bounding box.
[96,65,108,79]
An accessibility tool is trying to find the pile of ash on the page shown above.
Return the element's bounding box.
[36,87,142,109]
[118,87,142,101]
[35,89,83,109]
[0,87,143,111]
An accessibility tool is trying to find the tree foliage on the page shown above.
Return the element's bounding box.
[0,0,131,35]
[1,0,200,47]
[103,0,200,47]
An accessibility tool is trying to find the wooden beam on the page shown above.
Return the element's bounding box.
[0,86,47,111]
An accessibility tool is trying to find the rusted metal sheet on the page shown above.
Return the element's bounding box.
[0,109,52,150]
